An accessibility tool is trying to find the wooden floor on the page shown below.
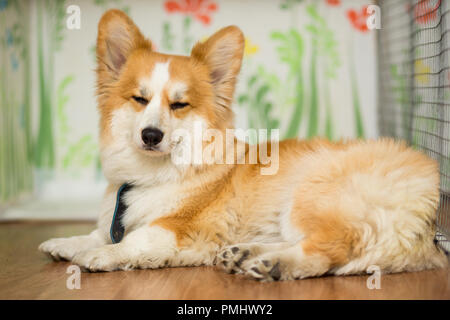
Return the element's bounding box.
[0,221,449,300]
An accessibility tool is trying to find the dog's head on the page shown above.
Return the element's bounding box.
[96,10,244,182]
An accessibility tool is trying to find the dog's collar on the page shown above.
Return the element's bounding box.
[110,183,133,244]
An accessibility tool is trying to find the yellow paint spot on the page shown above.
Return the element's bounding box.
[415,60,430,84]
[244,38,259,57]
[199,35,259,57]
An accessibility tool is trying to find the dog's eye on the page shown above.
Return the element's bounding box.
[132,96,149,105]
[170,102,189,110]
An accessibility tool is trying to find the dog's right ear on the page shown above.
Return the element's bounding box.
[96,9,151,86]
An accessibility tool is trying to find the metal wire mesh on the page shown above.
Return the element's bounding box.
[378,0,450,252]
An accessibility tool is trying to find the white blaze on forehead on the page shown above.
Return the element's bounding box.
[169,82,188,101]
[147,61,171,93]
[140,61,171,129]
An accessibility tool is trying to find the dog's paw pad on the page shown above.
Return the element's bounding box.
[217,245,253,274]
[244,259,283,281]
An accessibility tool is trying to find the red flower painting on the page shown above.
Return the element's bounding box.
[414,0,441,25]
[164,0,218,25]
[326,0,341,6]
[347,6,370,33]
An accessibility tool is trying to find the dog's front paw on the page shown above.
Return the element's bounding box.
[39,238,80,261]
[72,246,120,272]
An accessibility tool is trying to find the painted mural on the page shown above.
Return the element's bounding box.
[0,0,385,212]
[0,0,33,204]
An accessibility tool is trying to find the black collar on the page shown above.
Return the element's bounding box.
[110,183,133,243]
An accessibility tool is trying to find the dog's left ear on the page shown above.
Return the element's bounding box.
[191,26,244,109]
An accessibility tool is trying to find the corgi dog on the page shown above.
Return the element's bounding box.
[39,9,447,281]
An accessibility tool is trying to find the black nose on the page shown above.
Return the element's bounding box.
[141,127,164,147]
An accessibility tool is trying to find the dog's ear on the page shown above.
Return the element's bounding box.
[191,26,244,110]
[96,9,151,86]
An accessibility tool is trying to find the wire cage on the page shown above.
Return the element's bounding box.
[378,0,450,252]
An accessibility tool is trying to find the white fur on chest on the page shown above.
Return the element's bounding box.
[96,182,187,242]
[122,183,185,232]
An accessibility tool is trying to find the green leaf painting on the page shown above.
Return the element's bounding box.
[35,0,68,168]
[271,29,305,138]
[238,69,279,144]
[350,64,365,139]
[237,2,357,141]
[0,0,33,203]
[305,3,341,139]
